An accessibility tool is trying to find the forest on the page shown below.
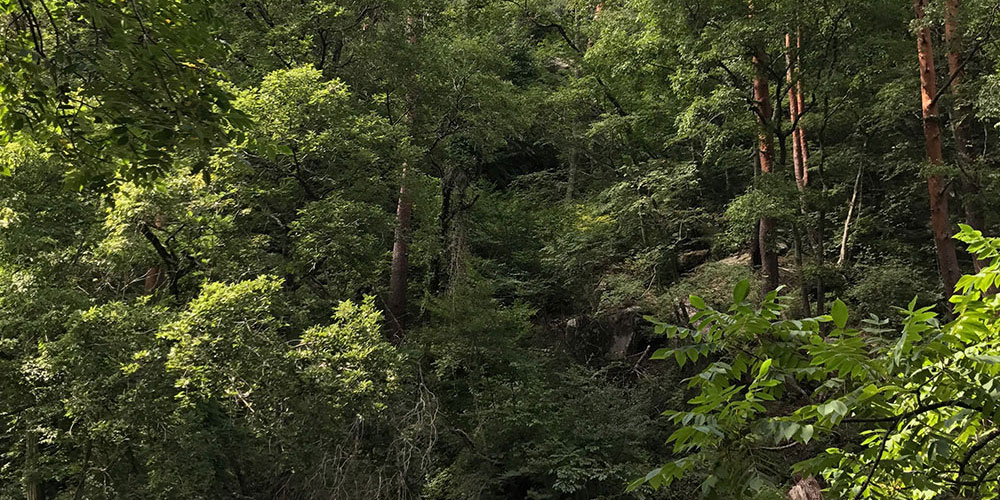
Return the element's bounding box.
[5,0,1000,498]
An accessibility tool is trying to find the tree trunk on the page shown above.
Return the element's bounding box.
[945,0,975,168]
[750,146,762,269]
[787,30,814,313]
[387,166,412,340]
[387,17,419,341]
[838,166,862,267]
[816,90,837,314]
[753,47,779,294]
[144,214,167,294]
[944,0,987,271]
[429,166,454,294]
[786,32,806,192]
[915,0,962,299]
[795,29,809,187]
[25,431,42,500]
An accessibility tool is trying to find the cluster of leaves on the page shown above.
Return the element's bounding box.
[0,0,243,188]
[637,227,1000,499]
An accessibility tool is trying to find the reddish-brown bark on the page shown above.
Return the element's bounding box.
[387,166,412,340]
[944,0,987,271]
[945,0,972,162]
[787,29,813,315]
[753,47,780,293]
[786,30,808,191]
[387,18,419,341]
[915,0,962,298]
[795,30,808,187]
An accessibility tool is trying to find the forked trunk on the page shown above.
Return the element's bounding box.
[915,0,962,299]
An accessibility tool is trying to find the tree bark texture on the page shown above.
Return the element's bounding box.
[753,47,780,294]
[916,0,962,299]
[387,166,412,340]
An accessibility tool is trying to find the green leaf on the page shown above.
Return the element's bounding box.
[800,424,814,444]
[817,400,849,420]
[831,299,848,329]
[689,295,706,310]
[626,477,647,492]
[757,358,772,379]
[644,467,663,481]
[831,400,848,418]
[733,280,750,304]
[973,354,1000,364]
[776,422,798,441]
[675,349,687,368]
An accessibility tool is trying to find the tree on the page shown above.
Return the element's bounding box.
[754,43,781,295]
[944,0,988,272]
[915,0,962,300]
[387,165,413,337]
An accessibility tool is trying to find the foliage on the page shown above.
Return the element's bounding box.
[638,227,1000,499]
[0,0,242,188]
[4,0,1000,498]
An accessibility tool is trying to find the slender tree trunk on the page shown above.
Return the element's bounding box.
[753,47,779,293]
[815,95,831,314]
[448,207,468,291]
[387,166,412,339]
[786,30,811,192]
[787,32,806,192]
[944,0,987,271]
[387,17,419,340]
[838,166,862,266]
[144,214,167,294]
[787,29,814,312]
[795,30,809,187]
[25,431,42,500]
[945,0,976,169]
[750,146,762,269]
[915,0,962,299]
